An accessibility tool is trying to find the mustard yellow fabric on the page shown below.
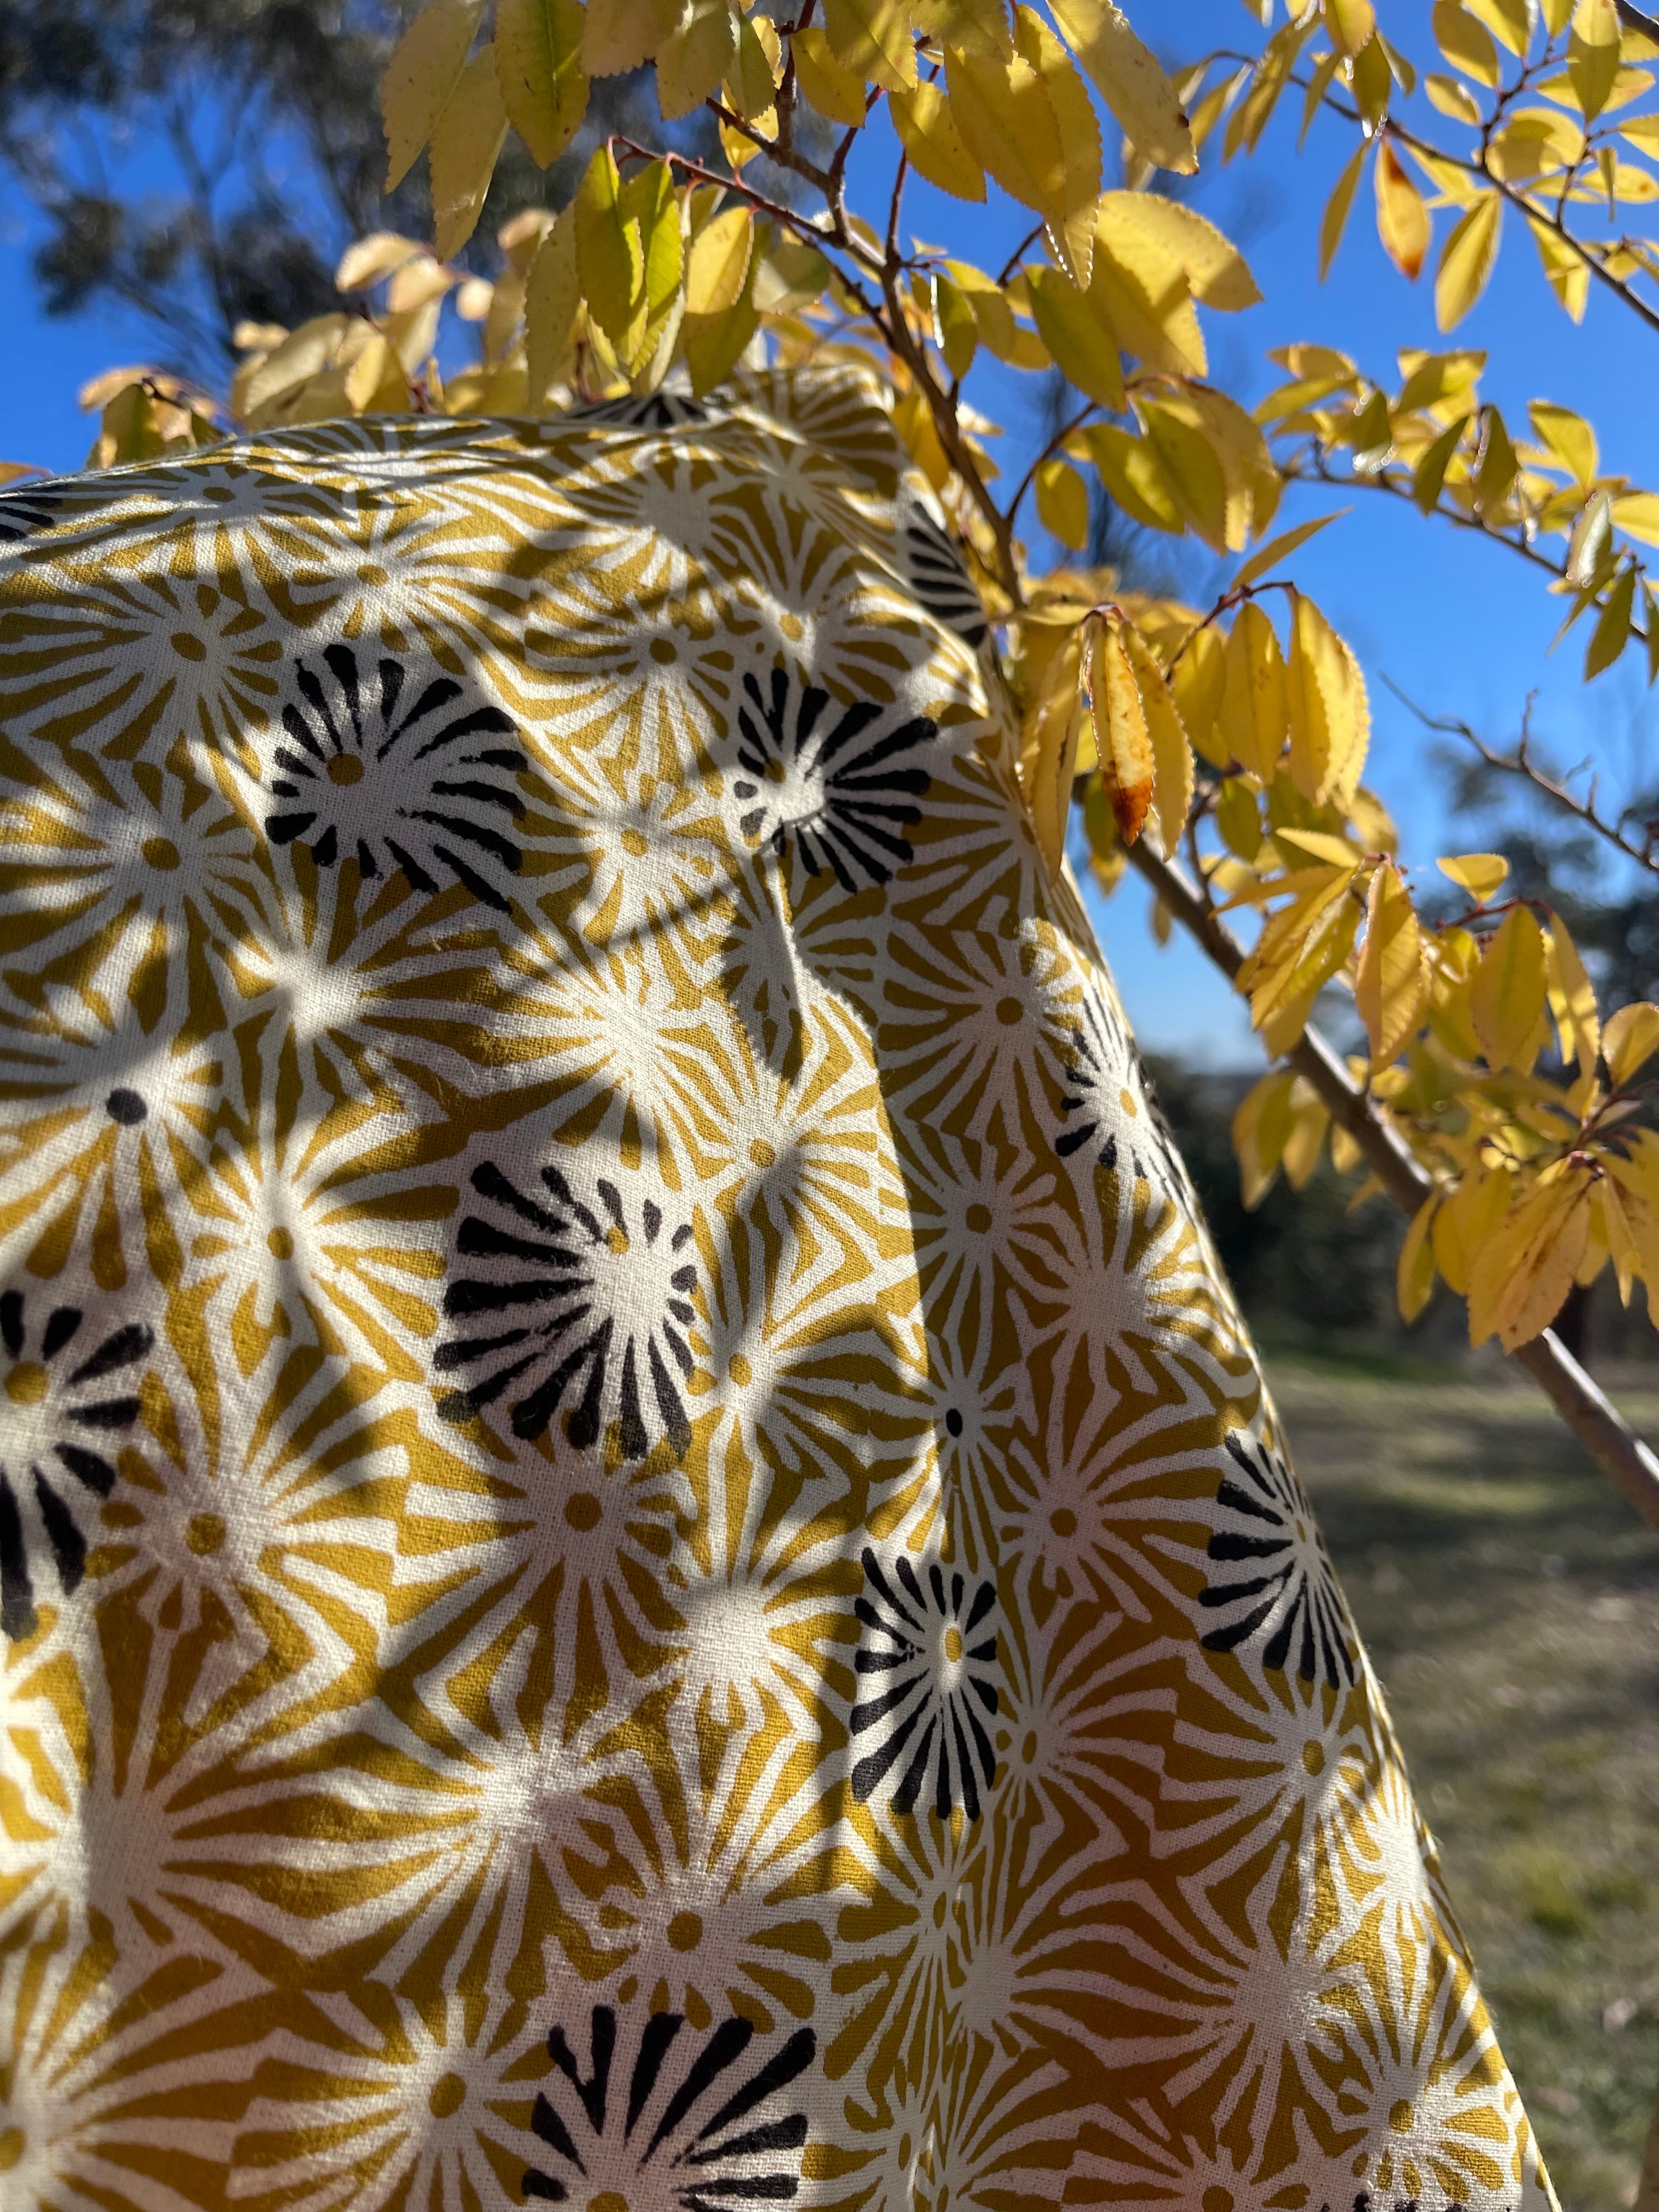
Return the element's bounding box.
[0,373,1551,2212]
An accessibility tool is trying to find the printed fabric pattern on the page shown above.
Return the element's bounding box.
[0,371,1553,2212]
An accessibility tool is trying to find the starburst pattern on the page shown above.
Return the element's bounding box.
[523,2004,817,2210]
[263,640,528,907]
[0,376,1553,2212]
[0,1289,151,1640]
[435,1155,699,1455]
[731,664,935,889]
[850,1548,1001,1821]
[1199,1430,1357,1686]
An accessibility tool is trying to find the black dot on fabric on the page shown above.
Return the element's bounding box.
[945,1409,963,1437]
[106,1088,148,1125]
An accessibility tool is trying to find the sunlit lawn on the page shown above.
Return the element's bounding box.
[1274,1351,1659,2212]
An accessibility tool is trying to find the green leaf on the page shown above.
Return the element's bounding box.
[575,145,644,347]
[1585,561,1638,678]
[1413,412,1470,511]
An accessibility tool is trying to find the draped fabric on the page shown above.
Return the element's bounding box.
[0,374,1551,2211]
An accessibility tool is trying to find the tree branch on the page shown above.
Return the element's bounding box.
[1384,676,1659,882]
[1123,833,1659,1530]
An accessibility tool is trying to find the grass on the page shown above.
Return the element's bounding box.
[1275,1353,1659,2212]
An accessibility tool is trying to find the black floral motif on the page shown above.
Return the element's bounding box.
[850,1547,1000,1820]
[1055,987,1183,1193]
[0,481,63,543]
[523,2004,816,2210]
[732,667,934,891]
[900,501,988,647]
[567,391,712,430]
[0,1289,151,1642]
[264,641,527,910]
[1199,1432,1356,1688]
[435,1161,698,1455]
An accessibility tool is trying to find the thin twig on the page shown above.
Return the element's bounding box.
[1281,452,1652,652]
[1384,676,1659,880]
[1121,835,1659,1528]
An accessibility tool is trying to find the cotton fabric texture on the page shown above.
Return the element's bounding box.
[0,373,1550,2212]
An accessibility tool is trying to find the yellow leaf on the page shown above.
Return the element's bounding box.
[1012,5,1100,285]
[1612,490,1659,545]
[685,204,753,313]
[583,0,681,74]
[893,391,951,491]
[1435,193,1502,330]
[1022,629,1086,876]
[1091,218,1205,377]
[1529,400,1598,486]
[1425,70,1485,120]
[1325,0,1376,57]
[1356,860,1427,1064]
[382,0,481,191]
[1437,851,1509,900]
[944,44,1062,225]
[1585,561,1636,678]
[889,82,986,200]
[1320,140,1369,281]
[1604,1000,1659,1085]
[430,44,508,261]
[1138,398,1228,550]
[1123,623,1194,858]
[1545,910,1600,1076]
[1599,1175,1640,1305]
[1094,191,1260,311]
[682,284,759,394]
[1035,456,1090,550]
[823,0,915,89]
[1092,616,1155,845]
[1083,422,1183,534]
[1025,267,1123,407]
[1285,595,1369,804]
[1397,1192,1439,1322]
[1233,1070,1297,1209]
[525,205,580,402]
[1433,0,1500,85]
[657,0,738,119]
[790,26,868,122]
[1434,1158,1511,1293]
[336,233,427,292]
[1486,1177,1592,1350]
[1466,0,1533,54]
[1232,512,1344,592]
[496,0,588,165]
[1526,209,1590,319]
[1375,139,1431,279]
[1470,904,1548,1071]
[932,273,979,375]
[575,145,644,347]
[1570,0,1621,120]
[727,12,780,115]
[1170,622,1227,766]
[1281,1079,1333,1191]
[1046,0,1197,175]
[913,0,1013,55]
[1221,601,1288,779]
[1178,384,1280,548]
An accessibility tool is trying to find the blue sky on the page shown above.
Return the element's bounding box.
[3,0,1655,1064]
